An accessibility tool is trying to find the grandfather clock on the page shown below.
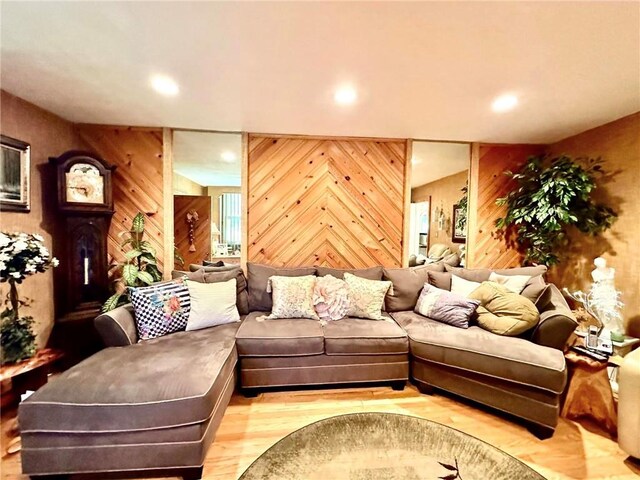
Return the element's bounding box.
[50,152,115,357]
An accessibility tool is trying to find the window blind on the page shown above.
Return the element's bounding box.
[219,193,241,246]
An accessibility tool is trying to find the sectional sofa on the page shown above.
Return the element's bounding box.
[19,262,577,479]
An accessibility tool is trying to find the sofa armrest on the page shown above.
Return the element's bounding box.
[94,304,138,347]
[530,284,578,350]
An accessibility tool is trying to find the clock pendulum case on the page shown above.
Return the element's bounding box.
[49,151,115,358]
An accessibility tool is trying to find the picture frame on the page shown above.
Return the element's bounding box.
[452,203,466,243]
[1,135,31,212]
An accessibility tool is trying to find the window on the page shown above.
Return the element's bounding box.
[219,192,241,251]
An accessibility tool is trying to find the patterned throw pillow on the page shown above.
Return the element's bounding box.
[415,283,480,329]
[129,279,190,340]
[266,275,319,319]
[313,274,349,321]
[344,272,392,320]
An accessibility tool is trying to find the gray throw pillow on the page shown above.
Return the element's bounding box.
[444,264,548,282]
[415,283,480,329]
[174,267,249,315]
[383,263,446,312]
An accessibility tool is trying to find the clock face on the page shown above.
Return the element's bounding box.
[65,163,105,204]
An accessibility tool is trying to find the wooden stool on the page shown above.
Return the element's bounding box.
[562,350,617,436]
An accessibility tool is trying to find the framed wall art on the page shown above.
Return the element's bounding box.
[1,135,31,212]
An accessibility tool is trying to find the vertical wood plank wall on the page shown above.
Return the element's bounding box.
[466,143,544,268]
[76,125,166,271]
[246,135,409,268]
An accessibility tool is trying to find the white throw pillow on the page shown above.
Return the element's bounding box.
[489,272,531,294]
[450,274,482,298]
[185,278,240,331]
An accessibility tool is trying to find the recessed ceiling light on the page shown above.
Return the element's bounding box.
[491,94,518,113]
[150,74,179,96]
[221,151,236,162]
[334,86,357,105]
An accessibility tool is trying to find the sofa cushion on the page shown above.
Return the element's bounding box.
[316,266,383,280]
[382,263,445,312]
[247,263,316,311]
[235,311,324,356]
[444,264,548,282]
[391,311,566,394]
[19,323,240,433]
[427,271,452,290]
[414,284,479,329]
[189,263,238,273]
[322,315,409,355]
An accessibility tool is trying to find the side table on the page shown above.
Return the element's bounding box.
[562,350,617,436]
[0,348,63,456]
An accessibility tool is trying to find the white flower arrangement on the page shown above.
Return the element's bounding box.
[0,232,58,284]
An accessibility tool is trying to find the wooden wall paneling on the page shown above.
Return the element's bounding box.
[174,195,211,267]
[241,132,249,271]
[466,143,545,269]
[402,139,413,266]
[76,125,166,272]
[247,135,408,268]
[162,128,174,279]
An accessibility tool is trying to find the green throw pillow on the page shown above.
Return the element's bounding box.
[468,281,539,336]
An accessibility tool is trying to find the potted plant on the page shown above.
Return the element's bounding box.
[102,212,162,312]
[0,232,58,365]
[495,155,617,266]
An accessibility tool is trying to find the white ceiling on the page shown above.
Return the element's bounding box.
[411,142,470,188]
[173,131,242,187]
[1,2,639,144]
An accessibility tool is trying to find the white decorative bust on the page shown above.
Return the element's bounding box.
[591,257,615,283]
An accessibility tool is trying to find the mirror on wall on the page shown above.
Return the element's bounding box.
[409,141,470,267]
[172,131,242,269]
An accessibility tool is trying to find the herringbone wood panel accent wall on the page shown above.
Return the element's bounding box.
[247,135,408,268]
[76,125,166,271]
[467,144,544,269]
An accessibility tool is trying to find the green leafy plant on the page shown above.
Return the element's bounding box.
[102,213,162,312]
[1,314,36,364]
[495,155,617,266]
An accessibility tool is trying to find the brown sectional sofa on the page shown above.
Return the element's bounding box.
[19,262,576,479]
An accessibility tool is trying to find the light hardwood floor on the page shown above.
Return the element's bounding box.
[2,384,639,480]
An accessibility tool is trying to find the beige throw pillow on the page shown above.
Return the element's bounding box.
[451,275,481,298]
[267,275,319,319]
[344,272,392,320]
[488,272,531,293]
[185,278,240,331]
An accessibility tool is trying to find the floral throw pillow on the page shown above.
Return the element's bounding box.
[313,274,349,321]
[344,272,392,320]
[129,279,190,340]
[266,275,319,319]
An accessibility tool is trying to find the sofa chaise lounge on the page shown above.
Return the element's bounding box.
[19,262,576,479]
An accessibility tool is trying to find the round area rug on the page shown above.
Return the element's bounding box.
[239,412,546,480]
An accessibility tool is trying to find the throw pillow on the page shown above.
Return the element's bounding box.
[488,272,531,293]
[414,283,480,329]
[468,281,540,336]
[451,275,481,298]
[313,274,349,321]
[185,278,240,331]
[344,272,392,320]
[382,263,445,312]
[445,264,548,281]
[247,263,316,311]
[203,260,225,267]
[129,279,190,340]
[427,271,452,291]
[266,275,319,319]
[189,263,238,273]
[520,275,548,304]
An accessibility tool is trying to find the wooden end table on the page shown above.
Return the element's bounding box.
[0,348,63,455]
[562,350,617,436]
